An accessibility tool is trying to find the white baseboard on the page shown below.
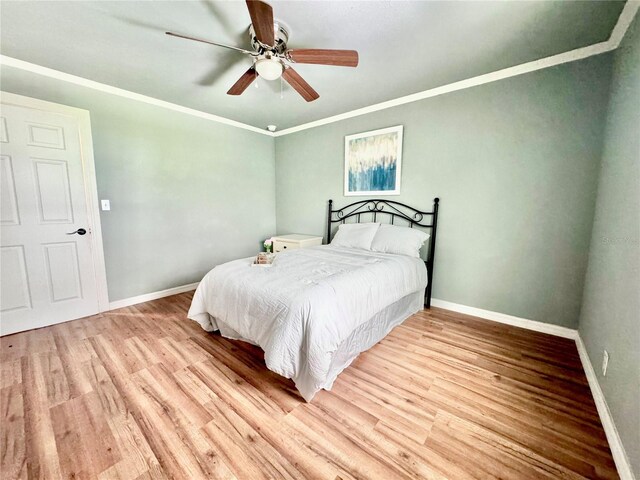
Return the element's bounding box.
[430,298,578,339]
[430,297,634,479]
[575,336,636,480]
[108,282,199,311]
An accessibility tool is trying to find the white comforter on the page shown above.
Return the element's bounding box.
[188,245,427,400]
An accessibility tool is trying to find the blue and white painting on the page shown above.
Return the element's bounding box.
[344,125,403,196]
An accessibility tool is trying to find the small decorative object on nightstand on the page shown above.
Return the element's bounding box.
[272,234,323,253]
[263,237,274,253]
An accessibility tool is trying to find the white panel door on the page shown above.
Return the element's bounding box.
[0,103,100,335]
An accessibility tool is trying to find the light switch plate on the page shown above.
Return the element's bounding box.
[101,199,111,211]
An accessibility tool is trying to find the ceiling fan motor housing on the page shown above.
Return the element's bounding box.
[249,21,290,54]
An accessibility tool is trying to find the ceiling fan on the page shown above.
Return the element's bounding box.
[166,0,359,102]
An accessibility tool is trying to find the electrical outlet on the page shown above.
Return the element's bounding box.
[602,350,609,376]
[101,199,111,211]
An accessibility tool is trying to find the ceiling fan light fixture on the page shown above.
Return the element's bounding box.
[255,58,284,81]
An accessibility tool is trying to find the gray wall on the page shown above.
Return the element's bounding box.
[1,66,276,302]
[275,54,613,328]
[1,24,637,475]
[579,17,640,477]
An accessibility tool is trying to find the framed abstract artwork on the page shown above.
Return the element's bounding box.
[344,125,403,196]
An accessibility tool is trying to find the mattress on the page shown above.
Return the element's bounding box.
[188,245,427,401]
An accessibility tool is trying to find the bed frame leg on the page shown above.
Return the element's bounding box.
[424,197,439,309]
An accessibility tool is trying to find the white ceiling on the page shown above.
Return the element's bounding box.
[0,1,625,130]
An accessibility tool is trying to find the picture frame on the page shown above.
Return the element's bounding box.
[344,125,403,196]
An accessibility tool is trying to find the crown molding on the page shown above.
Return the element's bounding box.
[274,41,613,137]
[0,55,274,137]
[609,0,640,48]
[1,2,636,138]
[274,0,638,137]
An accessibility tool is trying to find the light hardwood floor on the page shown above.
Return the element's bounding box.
[1,292,618,479]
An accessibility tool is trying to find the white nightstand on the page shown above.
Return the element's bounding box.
[272,234,323,253]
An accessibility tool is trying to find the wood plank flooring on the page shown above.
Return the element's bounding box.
[1,292,618,479]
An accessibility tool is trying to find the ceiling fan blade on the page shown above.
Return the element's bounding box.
[287,49,359,67]
[246,0,275,46]
[227,67,258,95]
[282,67,319,102]
[166,31,254,55]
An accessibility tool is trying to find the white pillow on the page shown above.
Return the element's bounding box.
[370,224,430,258]
[330,223,380,250]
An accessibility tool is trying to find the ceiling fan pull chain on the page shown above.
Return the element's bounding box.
[280,76,284,99]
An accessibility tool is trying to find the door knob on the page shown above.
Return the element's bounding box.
[66,228,87,235]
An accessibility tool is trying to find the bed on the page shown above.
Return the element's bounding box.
[188,198,440,401]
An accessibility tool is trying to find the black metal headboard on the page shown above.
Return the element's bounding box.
[326,198,440,308]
